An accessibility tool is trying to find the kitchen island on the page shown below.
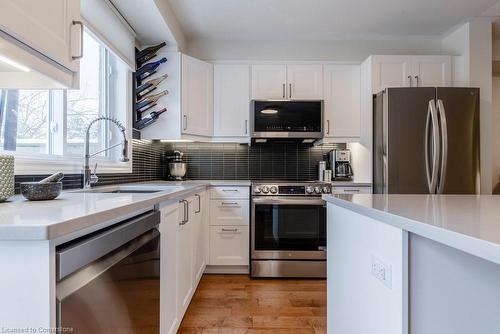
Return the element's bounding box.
[324,194,500,334]
[0,180,250,333]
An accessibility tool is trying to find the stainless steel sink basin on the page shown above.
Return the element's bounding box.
[73,185,184,194]
[100,190,162,194]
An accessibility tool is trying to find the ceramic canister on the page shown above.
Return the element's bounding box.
[0,154,15,202]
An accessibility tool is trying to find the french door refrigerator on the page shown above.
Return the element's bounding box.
[373,87,480,194]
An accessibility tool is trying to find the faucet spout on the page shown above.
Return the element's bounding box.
[84,117,129,189]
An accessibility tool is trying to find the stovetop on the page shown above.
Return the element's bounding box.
[251,181,331,196]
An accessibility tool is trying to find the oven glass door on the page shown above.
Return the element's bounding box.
[253,101,322,134]
[253,201,326,251]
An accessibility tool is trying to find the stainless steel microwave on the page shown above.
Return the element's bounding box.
[251,100,323,139]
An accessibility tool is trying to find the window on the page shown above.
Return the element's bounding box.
[0,30,131,170]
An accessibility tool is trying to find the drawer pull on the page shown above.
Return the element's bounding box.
[222,189,239,192]
[343,189,360,192]
[221,228,238,232]
[221,202,239,206]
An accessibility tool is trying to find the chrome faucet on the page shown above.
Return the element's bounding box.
[84,117,129,189]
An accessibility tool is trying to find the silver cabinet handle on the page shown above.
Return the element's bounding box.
[195,194,201,213]
[245,120,248,134]
[221,202,239,206]
[282,84,286,98]
[408,75,413,87]
[343,189,360,193]
[179,200,187,225]
[183,115,188,130]
[436,99,448,194]
[415,76,419,87]
[289,83,292,99]
[72,20,84,60]
[222,189,238,192]
[221,228,238,232]
[326,120,330,135]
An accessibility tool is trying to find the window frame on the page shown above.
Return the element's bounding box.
[0,29,132,175]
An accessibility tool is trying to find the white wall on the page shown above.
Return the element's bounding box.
[492,77,500,193]
[187,38,444,62]
[441,20,493,194]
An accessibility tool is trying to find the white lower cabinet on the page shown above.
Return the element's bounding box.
[159,189,208,334]
[208,186,250,270]
[159,202,180,334]
[209,199,249,226]
[209,226,249,265]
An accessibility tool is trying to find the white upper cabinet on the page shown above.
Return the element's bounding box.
[0,0,81,88]
[323,65,361,138]
[0,0,80,71]
[371,55,451,93]
[251,64,323,100]
[371,56,413,93]
[182,54,214,137]
[251,64,287,99]
[411,56,451,87]
[287,65,323,100]
[214,64,250,137]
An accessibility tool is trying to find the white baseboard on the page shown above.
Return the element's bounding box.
[204,265,249,274]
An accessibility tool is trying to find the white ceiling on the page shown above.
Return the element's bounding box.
[166,0,500,41]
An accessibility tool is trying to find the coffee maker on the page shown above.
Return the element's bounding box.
[328,150,353,181]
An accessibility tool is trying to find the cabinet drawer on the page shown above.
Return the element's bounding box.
[331,187,372,194]
[209,226,249,266]
[210,186,249,199]
[210,200,249,226]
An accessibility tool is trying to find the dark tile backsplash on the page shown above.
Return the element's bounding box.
[14,140,346,193]
[169,142,346,181]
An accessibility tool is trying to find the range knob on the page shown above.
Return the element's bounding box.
[262,186,270,194]
[314,186,321,194]
[253,186,261,194]
[306,186,314,194]
[322,187,331,194]
[270,186,278,194]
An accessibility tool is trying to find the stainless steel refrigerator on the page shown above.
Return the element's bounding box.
[373,87,480,194]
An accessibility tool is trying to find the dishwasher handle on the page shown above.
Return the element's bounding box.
[56,210,160,281]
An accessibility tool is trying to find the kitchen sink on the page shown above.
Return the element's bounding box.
[100,189,162,194]
[73,185,184,194]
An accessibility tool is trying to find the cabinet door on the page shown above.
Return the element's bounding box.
[182,55,214,136]
[160,203,180,334]
[287,65,323,100]
[176,199,193,317]
[214,64,250,137]
[0,0,80,72]
[251,64,287,99]
[411,56,451,87]
[371,56,413,93]
[323,65,361,138]
[210,200,250,226]
[209,226,249,265]
[192,192,208,283]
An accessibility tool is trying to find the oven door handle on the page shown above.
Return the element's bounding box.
[252,197,325,206]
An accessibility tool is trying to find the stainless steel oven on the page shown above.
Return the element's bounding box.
[251,182,330,278]
[56,210,160,334]
[251,100,323,139]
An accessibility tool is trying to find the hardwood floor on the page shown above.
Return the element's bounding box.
[178,274,327,333]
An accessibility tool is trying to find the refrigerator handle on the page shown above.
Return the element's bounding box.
[436,99,448,194]
[425,100,440,193]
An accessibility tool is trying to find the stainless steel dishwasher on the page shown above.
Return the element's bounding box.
[56,210,161,334]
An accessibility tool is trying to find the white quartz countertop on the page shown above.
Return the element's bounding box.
[323,194,500,265]
[0,180,250,241]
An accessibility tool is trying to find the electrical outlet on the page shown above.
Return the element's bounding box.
[371,254,392,289]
